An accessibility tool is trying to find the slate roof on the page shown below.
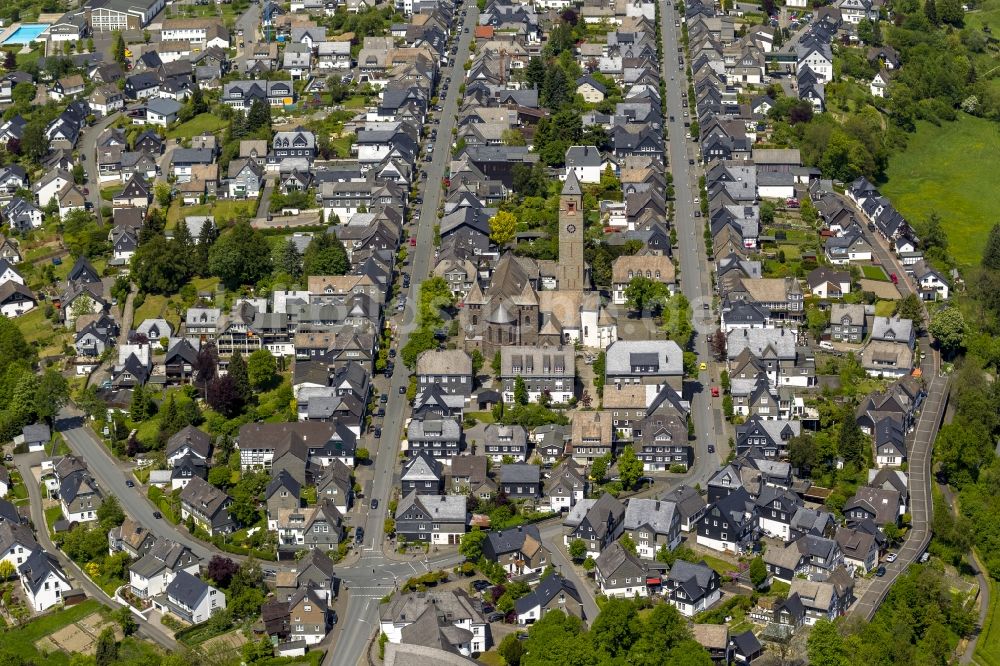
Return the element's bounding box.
[624,498,677,536]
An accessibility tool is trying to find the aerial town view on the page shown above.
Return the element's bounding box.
[0,0,997,662]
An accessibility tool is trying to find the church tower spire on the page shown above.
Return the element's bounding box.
[558,170,585,291]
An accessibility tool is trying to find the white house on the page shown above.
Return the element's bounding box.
[379,591,489,655]
[0,520,40,570]
[19,550,72,612]
[870,70,890,98]
[563,145,603,184]
[915,264,950,301]
[128,539,201,599]
[797,43,833,83]
[158,569,226,624]
[32,170,71,208]
[594,542,649,598]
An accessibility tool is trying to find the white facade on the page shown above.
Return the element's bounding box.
[21,564,71,612]
[669,588,721,617]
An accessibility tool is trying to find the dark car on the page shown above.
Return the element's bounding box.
[472,580,490,592]
[4,454,12,462]
[399,386,406,394]
[688,158,695,165]
[356,527,365,544]
[380,393,388,403]
[487,612,504,623]
[370,499,379,510]
[376,408,385,417]
[389,349,397,358]
[876,566,887,577]
[126,479,135,487]
[481,604,495,614]
[707,445,716,453]
[153,511,162,519]
[374,426,382,438]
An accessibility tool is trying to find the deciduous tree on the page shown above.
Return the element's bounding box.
[302,231,349,277]
[618,445,643,490]
[247,349,277,390]
[489,210,517,246]
[624,276,668,314]
[208,221,273,289]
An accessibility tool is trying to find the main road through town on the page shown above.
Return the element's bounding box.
[659,2,723,480]
[324,6,481,664]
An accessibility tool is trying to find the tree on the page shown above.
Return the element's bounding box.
[189,83,207,115]
[95,627,118,666]
[228,350,252,404]
[499,633,525,666]
[492,351,502,377]
[661,293,694,348]
[278,237,302,279]
[618,446,643,489]
[619,533,638,556]
[459,528,487,561]
[838,406,866,467]
[302,231,349,277]
[893,293,924,330]
[97,496,125,528]
[247,349,277,390]
[624,276,669,314]
[938,0,964,25]
[789,434,818,474]
[154,181,172,208]
[929,306,966,357]
[590,452,611,483]
[524,57,546,89]
[3,50,15,71]
[207,375,243,418]
[34,368,69,427]
[922,212,949,260]
[22,119,50,164]
[470,349,484,377]
[356,447,370,463]
[72,162,86,185]
[207,555,240,588]
[857,18,875,44]
[112,31,126,65]
[982,223,1000,271]
[513,376,528,405]
[569,538,587,561]
[807,619,848,666]
[246,99,272,133]
[209,221,273,289]
[489,210,518,246]
[115,605,137,636]
[0,560,15,581]
[708,329,727,361]
[749,555,767,588]
[208,465,232,489]
[133,234,195,294]
[540,62,570,109]
[925,0,938,24]
[590,599,639,658]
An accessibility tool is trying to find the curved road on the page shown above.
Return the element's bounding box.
[13,453,176,649]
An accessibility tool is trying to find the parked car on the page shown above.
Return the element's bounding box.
[380,393,388,403]
[374,427,382,438]
[885,552,897,563]
[356,527,365,544]
[370,499,379,510]
[126,479,135,487]
[711,386,720,397]
[920,552,930,563]
[472,580,491,592]
[707,445,715,454]
[876,566,887,577]
[153,511,162,519]
[399,386,406,394]
[487,612,504,622]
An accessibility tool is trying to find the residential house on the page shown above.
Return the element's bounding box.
[623,498,682,559]
[448,455,496,500]
[128,539,200,598]
[19,551,71,612]
[379,590,488,655]
[159,570,226,624]
[594,542,649,598]
[665,560,722,617]
[830,303,866,343]
[416,349,473,400]
[483,424,529,463]
[400,453,443,496]
[500,346,575,404]
[498,464,541,500]
[275,502,344,552]
[563,493,626,559]
[287,588,331,645]
[788,573,854,625]
[604,340,684,392]
[179,476,235,535]
[544,464,587,513]
[612,255,676,305]
[697,487,757,554]
[515,574,584,625]
[395,492,468,545]
[482,525,549,577]
[844,486,901,528]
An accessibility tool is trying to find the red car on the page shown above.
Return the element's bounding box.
[410,237,417,247]
[890,272,898,284]
[711,387,720,397]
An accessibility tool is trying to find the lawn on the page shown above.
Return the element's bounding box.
[45,506,62,533]
[861,265,888,281]
[882,113,1000,267]
[15,308,69,357]
[874,300,896,317]
[166,113,229,139]
[133,293,175,328]
[975,571,1000,666]
[1,599,103,665]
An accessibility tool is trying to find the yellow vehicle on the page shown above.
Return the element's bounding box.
[699,362,707,371]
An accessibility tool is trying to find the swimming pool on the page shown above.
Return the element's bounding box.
[2,24,50,45]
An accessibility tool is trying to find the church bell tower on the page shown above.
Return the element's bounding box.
[558,170,585,291]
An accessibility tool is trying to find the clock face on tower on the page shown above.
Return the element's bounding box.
[565,224,576,234]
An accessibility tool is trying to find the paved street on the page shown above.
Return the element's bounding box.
[80,112,126,215]
[324,7,480,665]
[659,2,723,487]
[234,2,262,71]
[845,200,947,620]
[13,453,176,649]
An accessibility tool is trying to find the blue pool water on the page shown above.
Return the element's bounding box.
[2,24,49,45]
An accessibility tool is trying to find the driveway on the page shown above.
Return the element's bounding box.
[79,112,126,216]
